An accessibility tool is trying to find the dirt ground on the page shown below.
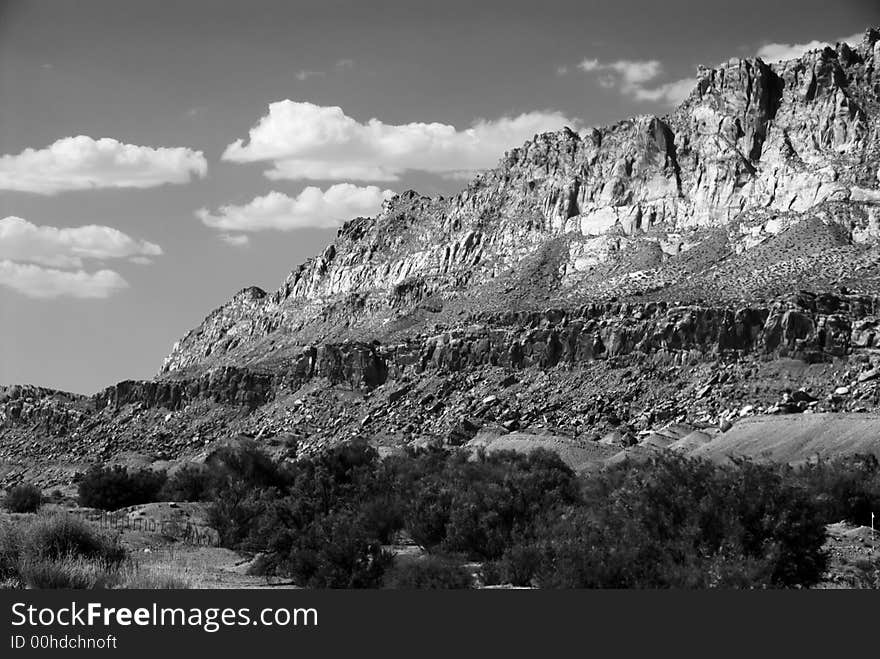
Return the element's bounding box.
[818,522,880,588]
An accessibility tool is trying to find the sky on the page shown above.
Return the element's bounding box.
[0,0,876,394]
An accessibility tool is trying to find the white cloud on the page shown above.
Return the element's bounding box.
[221,101,579,181]
[336,59,354,69]
[756,32,863,63]
[0,136,207,195]
[0,260,128,299]
[220,233,250,247]
[0,216,162,268]
[576,58,692,105]
[0,215,161,299]
[196,184,395,232]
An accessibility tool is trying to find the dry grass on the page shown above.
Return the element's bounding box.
[16,554,121,589]
[0,512,191,589]
[114,561,191,589]
[11,555,191,589]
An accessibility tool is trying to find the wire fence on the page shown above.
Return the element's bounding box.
[61,508,220,547]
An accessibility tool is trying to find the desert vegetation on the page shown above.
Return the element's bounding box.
[4,440,878,589]
[0,514,178,589]
[787,454,880,526]
[3,482,44,513]
[77,464,167,510]
[175,441,873,589]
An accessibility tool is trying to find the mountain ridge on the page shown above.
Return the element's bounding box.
[159,28,880,376]
[3,27,880,487]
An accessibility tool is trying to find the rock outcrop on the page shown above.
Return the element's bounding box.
[161,29,880,375]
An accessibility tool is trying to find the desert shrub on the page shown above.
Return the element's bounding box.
[404,449,580,559]
[204,443,296,548]
[201,438,833,589]
[218,440,389,549]
[4,483,43,513]
[16,555,121,589]
[160,464,215,502]
[359,494,405,544]
[720,459,828,586]
[205,441,291,490]
[283,440,382,514]
[77,465,167,510]
[264,510,393,588]
[518,454,828,588]
[0,522,23,585]
[0,516,188,589]
[790,454,880,526]
[215,441,399,586]
[406,479,454,549]
[211,442,581,585]
[23,515,126,565]
[0,516,127,589]
[208,482,277,549]
[383,555,472,589]
[493,541,544,587]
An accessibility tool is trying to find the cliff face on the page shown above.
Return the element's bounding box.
[8,290,880,482]
[161,29,880,375]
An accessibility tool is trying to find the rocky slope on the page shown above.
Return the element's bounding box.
[160,28,880,374]
[3,28,880,486]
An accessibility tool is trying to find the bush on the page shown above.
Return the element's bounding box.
[23,515,126,565]
[205,441,290,490]
[791,455,880,526]
[160,464,215,502]
[207,481,276,549]
[209,440,398,587]
[0,515,127,589]
[384,555,472,589]
[197,437,840,589]
[359,495,405,545]
[16,555,121,589]
[77,465,167,510]
[0,522,23,585]
[405,479,453,549]
[404,449,580,559]
[494,542,544,587]
[4,483,43,513]
[265,510,393,588]
[520,454,828,588]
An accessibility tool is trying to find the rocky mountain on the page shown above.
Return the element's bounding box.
[3,28,880,486]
